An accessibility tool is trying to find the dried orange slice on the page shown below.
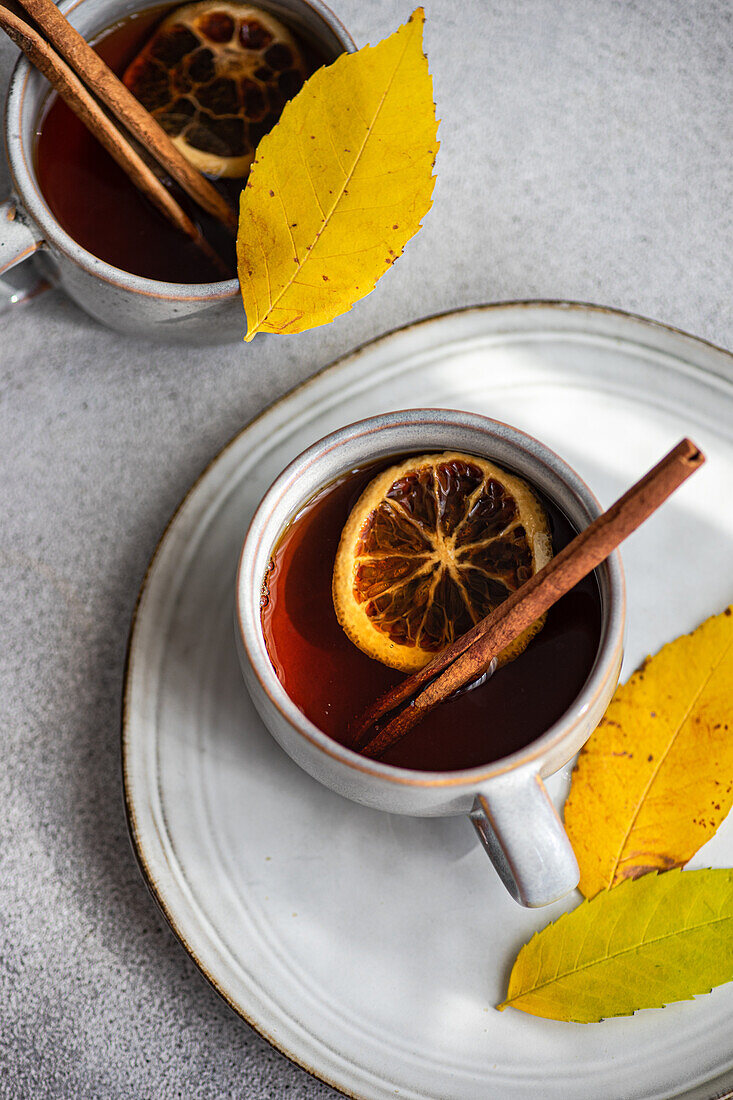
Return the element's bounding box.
[333,452,553,672]
[123,1,307,178]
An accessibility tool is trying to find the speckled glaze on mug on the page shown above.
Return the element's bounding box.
[0,0,354,341]
[235,409,626,906]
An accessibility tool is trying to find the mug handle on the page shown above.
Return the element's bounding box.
[0,199,46,311]
[470,764,579,907]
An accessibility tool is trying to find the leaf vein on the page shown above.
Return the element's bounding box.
[257,233,272,315]
[323,115,349,176]
[295,127,327,219]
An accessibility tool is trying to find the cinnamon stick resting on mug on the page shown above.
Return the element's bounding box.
[352,438,705,759]
[0,5,232,276]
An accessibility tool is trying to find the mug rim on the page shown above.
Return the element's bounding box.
[235,408,627,790]
[3,0,356,301]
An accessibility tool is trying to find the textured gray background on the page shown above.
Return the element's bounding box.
[1,1,732,1096]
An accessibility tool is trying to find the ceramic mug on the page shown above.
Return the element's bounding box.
[235,409,626,907]
[0,0,354,341]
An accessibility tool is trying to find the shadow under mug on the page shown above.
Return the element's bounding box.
[235,409,626,908]
[0,0,354,342]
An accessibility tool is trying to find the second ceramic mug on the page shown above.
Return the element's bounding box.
[0,0,354,341]
[235,409,626,907]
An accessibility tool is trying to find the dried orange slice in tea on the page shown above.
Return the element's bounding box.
[123,1,307,178]
[333,453,553,672]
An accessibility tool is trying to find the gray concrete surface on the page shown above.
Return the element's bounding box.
[1,1,732,1096]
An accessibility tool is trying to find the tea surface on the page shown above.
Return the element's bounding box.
[34,5,324,283]
[262,461,603,772]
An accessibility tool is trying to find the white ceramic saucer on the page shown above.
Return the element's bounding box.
[123,303,733,1100]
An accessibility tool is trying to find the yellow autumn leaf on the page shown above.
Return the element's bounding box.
[565,606,733,899]
[498,869,733,1022]
[237,8,438,339]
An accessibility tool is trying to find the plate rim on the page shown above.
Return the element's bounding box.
[121,299,733,1100]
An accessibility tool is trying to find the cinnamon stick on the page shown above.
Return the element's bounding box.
[354,438,705,760]
[0,7,232,278]
[15,0,238,234]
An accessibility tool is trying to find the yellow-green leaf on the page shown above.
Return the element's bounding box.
[237,8,438,339]
[498,869,733,1022]
[565,606,733,899]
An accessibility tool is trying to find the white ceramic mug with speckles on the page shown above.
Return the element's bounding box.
[0,0,354,341]
[236,409,626,908]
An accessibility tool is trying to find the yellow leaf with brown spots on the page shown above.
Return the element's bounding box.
[237,8,438,340]
[565,606,733,899]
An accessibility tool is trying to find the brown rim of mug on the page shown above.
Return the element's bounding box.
[121,300,733,1097]
[6,0,356,300]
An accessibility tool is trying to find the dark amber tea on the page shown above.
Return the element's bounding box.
[34,3,326,282]
[261,456,603,773]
